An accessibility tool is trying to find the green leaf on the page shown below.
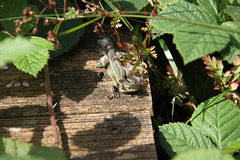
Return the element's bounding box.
[224,5,240,22]
[28,0,85,58]
[173,149,235,160]
[220,36,240,64]
[228,0,240,4]
[156,0,185,9]
[0,137,67,160]
[105,0,148,11]
[0,0,39,36]
[220,22,240,63]
[158,122,215,157]
[150,1,219,36]
[173,25,230,64]
[222,138,240,154]
[116,0,149,11]
[191,95,240,150]
[0,36,38,67]
[30,36,55,51]
[13,36,54,77]
[150,1,230,64]
[197,0,224,23]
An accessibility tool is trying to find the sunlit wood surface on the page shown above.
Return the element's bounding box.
[0,29,157,159]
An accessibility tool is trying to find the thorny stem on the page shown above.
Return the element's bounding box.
[74,0,80,10]
[64,0,66,14]
[45,64,59,147]
[38,0,48,7]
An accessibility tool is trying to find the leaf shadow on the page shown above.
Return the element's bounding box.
[0,105,70,157]
[72,113,141,151]
[71,143,157,160]
[70,112,155,159]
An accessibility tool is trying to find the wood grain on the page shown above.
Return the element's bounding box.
[0,29,157,159]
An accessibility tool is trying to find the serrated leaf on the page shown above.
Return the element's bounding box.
[220,39,240,64]
[173,149,235,160]
[150,1,230,64]
[0,36,38,67]
[173,25,230,64]
[30,36,55,51]
[197,0,223,23]
[158,122,215,157]
[0,137,67,160]
[225,5,240,22]
[191,95,240,150]
[220,22,240,63]
[150,1,219,37]
[13,36,54,77]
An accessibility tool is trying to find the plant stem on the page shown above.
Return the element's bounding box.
[59,17,101,36]
[45,64,59,147]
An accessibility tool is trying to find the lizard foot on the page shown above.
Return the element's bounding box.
[108,86,120,100]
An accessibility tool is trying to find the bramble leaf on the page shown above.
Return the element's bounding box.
[0,36,40,68]
[0,137,66,160]
[150,1,231,64]
[224,5,240,22]
[191,95,240,150]
[173,149,235,160]
[13,36,54,77]
[116,0,149,11]
[156,0,185,9]
[220,22,240,63]
[150,1,219,37]
[222,138,240,154]
[197,0,224,23]
[174,25,230,64]
[158,122,215,157]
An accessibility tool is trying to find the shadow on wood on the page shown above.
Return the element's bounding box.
[72,113,141,151]
[0,105,70,156]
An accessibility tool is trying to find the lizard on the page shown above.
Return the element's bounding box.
[96,38,139,98]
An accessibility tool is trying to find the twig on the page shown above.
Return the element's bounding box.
[45,64,59,147]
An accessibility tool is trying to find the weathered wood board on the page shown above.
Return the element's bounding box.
[0,29,157,159]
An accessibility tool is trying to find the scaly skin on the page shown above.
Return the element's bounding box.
[106,49,138,93]
[96,38,139,97]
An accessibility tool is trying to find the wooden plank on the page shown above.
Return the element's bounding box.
[0,111,155,159]
[0,29,157,159]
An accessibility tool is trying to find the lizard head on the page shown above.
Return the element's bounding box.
[118,79,139,93]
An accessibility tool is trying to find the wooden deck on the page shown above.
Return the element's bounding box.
[0,30,157,159]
